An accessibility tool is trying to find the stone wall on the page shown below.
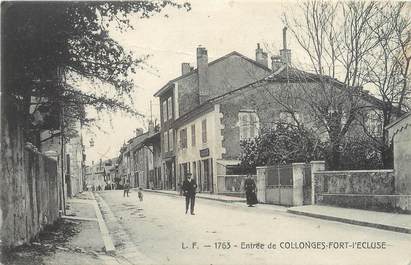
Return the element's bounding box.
[1,98,60,247]
[313,170,405,212]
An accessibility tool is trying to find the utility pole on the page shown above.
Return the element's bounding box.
[58,66,66,216]
[150,100,153,122]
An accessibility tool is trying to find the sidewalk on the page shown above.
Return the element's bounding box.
[141,188,246,203]
[1,191,121,265]
[288,205,411,234]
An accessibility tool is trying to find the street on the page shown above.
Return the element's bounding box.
[98,191,411,265]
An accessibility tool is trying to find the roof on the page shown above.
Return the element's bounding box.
[209,66,389,107]
[142,131,160,145]
[173,65,390,128]
[386,112,411,140]
[153,51,272,97]
[386,112,411,130]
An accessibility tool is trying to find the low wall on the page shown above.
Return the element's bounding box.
[313,170,409,212]
[217,175,255,197]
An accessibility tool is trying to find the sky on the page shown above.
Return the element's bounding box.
[81,0,306,165]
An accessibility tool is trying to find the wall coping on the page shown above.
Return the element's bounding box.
[315,169,394,174]
[320,193,411,197]
[310,161,326,164]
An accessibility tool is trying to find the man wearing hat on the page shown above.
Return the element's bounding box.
[182,172,197,215]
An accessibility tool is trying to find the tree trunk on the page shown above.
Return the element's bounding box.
[381,144,393,169]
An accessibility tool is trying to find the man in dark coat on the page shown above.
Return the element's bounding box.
[182,173,197,215]
[244,174,258,207]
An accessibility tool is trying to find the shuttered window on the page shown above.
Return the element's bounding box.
[202,119,207,143]
[239,111,259,139]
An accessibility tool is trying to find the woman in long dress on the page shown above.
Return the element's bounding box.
[244,174,258,207]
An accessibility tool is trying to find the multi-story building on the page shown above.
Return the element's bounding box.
[167,32,386,194]
[115,122,161,189]
[154,45,272,191]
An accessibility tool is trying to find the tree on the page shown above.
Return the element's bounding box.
[239,123,326,173]
[358,2,411,168]
[282,1,390,169]
[2,1,190,145]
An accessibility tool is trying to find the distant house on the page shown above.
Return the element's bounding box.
[117,128,149,188]
[103,158,117,190]
[115,121,160,189]
[84,160,105,191]
[154,44,272,191]
[141,124,162,189]
[41,120,85,197]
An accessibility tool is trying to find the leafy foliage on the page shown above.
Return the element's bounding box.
[239,123,326,172]
[2,1,190,142]
[334,136,384,170]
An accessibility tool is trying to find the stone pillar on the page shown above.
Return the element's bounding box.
[310,161,325,205]
[256,167,267,203]
[292,163,305,206]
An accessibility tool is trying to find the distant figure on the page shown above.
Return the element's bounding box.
[182,173,197,215]
[123,182,130,197]
[244,174,258,207]
[138,187,144,202]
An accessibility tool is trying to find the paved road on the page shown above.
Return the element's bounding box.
[98,190,411,265]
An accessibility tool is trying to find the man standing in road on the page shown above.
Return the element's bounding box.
[182,173,197,215]
[123,181,130,197]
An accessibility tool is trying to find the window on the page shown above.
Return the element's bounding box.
[161,134,164,153]
[366,111,382,137]
[202,119,207,144]
[162,100,167,122]
[192,161,197,179]
[167,97,173,120]
[191,124,196,147]
[180,128,187,149]
[239,111,260,139]
[169,129,174,151]
[164,131,168,153]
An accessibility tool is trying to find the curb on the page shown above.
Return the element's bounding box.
[287,209,411,234]
[140,188,245,203]
[90,192,116,255]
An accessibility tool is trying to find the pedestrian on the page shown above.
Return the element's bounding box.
[138,187,143,201]
[244,174,258,207]
[123,182,130,197]
[182,173,197,215]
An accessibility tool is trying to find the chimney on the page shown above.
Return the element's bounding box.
[255,43,268,67]
[197,46,209,104]
[280,27,291,65]
[181,63,191,75]
[148,120,154,135]
[135,128,143,137]
[271,55,283,72]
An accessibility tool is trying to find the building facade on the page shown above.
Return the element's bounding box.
[387,112,411,212]
[170,35,386,193]
[154,45,272,191]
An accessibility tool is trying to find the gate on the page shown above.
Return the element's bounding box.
[265,165,293,206]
